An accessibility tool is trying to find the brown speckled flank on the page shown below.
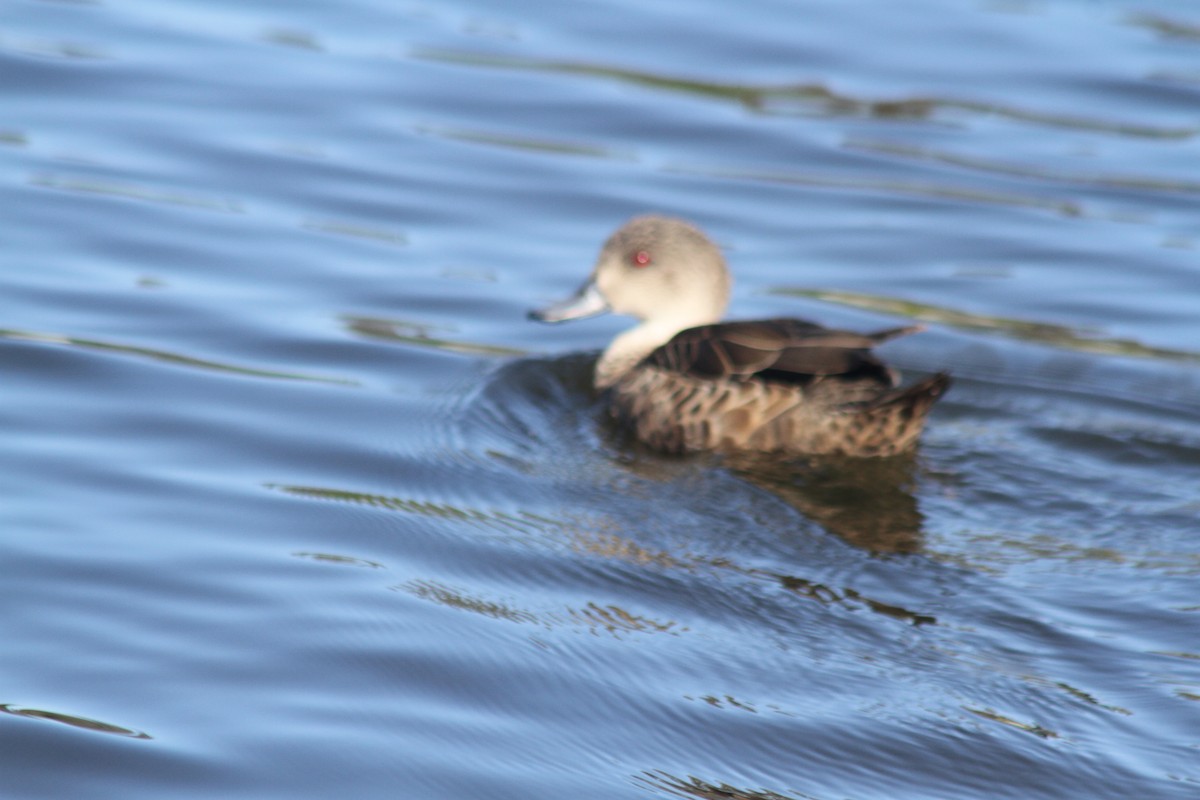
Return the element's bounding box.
[531,215,950,457]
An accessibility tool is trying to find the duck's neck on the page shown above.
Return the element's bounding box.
[594,317,702,390]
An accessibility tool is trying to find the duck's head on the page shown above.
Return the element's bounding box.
[530,215,732,331]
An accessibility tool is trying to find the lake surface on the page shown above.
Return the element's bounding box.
[2,0,1198,797]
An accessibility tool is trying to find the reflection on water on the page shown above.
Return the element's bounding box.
[343,315,525,357]
[415,48,1199,138]
[269,483,545,533]
[964,706,1058,739]
[637,770,804,800]
[259,29,324,52]
[415,123,632,160]
[0,705,152,741]
[845,138,1200,197]
[292,552,385,569]
[409,577,685,638]
[671,163,1087,217]
[405,579,543,625]
[301,219,407,246]
[615,434,930,555]
[29,174,243,213]
[725,453,926,554]
[1130,12,1200,41]
[768,289,1200,363]
[0,328,357,384]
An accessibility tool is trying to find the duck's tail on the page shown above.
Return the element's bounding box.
[843,371,952,457]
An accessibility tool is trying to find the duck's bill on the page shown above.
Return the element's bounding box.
[528,279,610,323]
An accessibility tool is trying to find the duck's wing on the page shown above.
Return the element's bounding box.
[645,318,923,386]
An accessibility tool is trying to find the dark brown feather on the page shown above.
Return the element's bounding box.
[643,318,921,388]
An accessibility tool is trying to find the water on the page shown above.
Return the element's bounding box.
[2,0,1198,797]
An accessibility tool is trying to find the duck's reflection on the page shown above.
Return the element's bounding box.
[609,424,928,556]
[724,451,926,555]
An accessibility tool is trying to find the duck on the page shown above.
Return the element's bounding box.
[529,215,950,457]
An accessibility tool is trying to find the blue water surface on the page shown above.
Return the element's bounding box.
[2,0,1198,798]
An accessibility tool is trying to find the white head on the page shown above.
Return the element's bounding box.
[531,215,733,387]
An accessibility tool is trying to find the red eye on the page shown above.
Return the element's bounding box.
[632,250,652,267]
